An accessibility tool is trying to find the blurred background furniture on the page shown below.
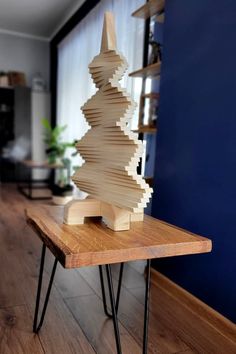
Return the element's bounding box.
[0,86,50,183]
[17,160,66,200]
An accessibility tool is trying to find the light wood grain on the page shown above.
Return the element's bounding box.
[71,12,153,229]
[131,271,236,354]
[129,62,161,78]
[64,199,101,225]
[101,12,116,52]
[101,200,131,230]
[0,305,44,354]
[64,199,132,231]
[150,269,236,352]
[132,127,157,134]
[26,205,212,268]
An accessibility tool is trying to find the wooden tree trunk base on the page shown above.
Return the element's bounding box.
[64,199,144,231]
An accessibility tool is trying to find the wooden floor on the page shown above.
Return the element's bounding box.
[0,185,221,353]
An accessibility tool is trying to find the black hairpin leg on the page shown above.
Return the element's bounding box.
[99,263,124,318]
[33,244,58,333]
[105,264,122,354]
[143,259,151,354]
[103,260,151,354]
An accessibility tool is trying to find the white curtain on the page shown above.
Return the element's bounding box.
[57,0,144,167]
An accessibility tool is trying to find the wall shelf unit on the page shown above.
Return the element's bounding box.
[130,0,165,182]
[132,0,165,20]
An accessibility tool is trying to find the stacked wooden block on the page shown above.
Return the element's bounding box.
[65,12,153,230]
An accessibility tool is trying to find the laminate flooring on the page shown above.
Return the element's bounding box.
[0,184,215,353]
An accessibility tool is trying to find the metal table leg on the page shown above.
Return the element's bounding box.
[33,248,151,353]
[99,263,124,317]
[105,264,122,354]
[143,259,151,354]
[102,260,151,354]
[33,244,58,333]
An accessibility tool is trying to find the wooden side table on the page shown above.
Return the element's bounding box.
[26,206,212,354]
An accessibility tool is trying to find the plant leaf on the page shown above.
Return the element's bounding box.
[41,118,51,131]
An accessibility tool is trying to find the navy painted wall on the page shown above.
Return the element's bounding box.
[152,0,236,322]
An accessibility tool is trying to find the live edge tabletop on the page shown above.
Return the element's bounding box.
[25,206,212,269]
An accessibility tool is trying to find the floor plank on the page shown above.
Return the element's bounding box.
[0,251,26,309]
[12,236,96,354]
[12,246,95,354]
[0,188,95,354]
[66,294,141,354]
[78,266,189,353]
[111,262,145,289]
[45,254,95,299]
[0,305,44,354]
[128,260,146,274]
[0,185,231,353]
[130,284,236,354]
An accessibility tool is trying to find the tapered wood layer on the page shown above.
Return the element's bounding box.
[72,12,153,213]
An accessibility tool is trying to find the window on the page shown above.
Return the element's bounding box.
[57,0,144,167]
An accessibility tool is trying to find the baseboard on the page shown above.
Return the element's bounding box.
[150,268,236,353]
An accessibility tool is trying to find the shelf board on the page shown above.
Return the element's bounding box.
[142,92,160,99]
[129,62,161,79]
[133,126,157,134]
[0,85,14,90]
[132,0,165,20]
[156,12,165,23]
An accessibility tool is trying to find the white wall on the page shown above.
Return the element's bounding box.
[31,91,50,179]
[0,32,49,88]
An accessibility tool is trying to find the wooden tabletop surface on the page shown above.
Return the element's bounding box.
[26,206,212,269]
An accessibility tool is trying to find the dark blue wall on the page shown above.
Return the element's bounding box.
[152,0,236,322]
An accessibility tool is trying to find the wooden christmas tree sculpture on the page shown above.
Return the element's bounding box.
[64,12,153,231]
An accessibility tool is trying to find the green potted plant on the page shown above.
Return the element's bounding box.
[42,118,77,205]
